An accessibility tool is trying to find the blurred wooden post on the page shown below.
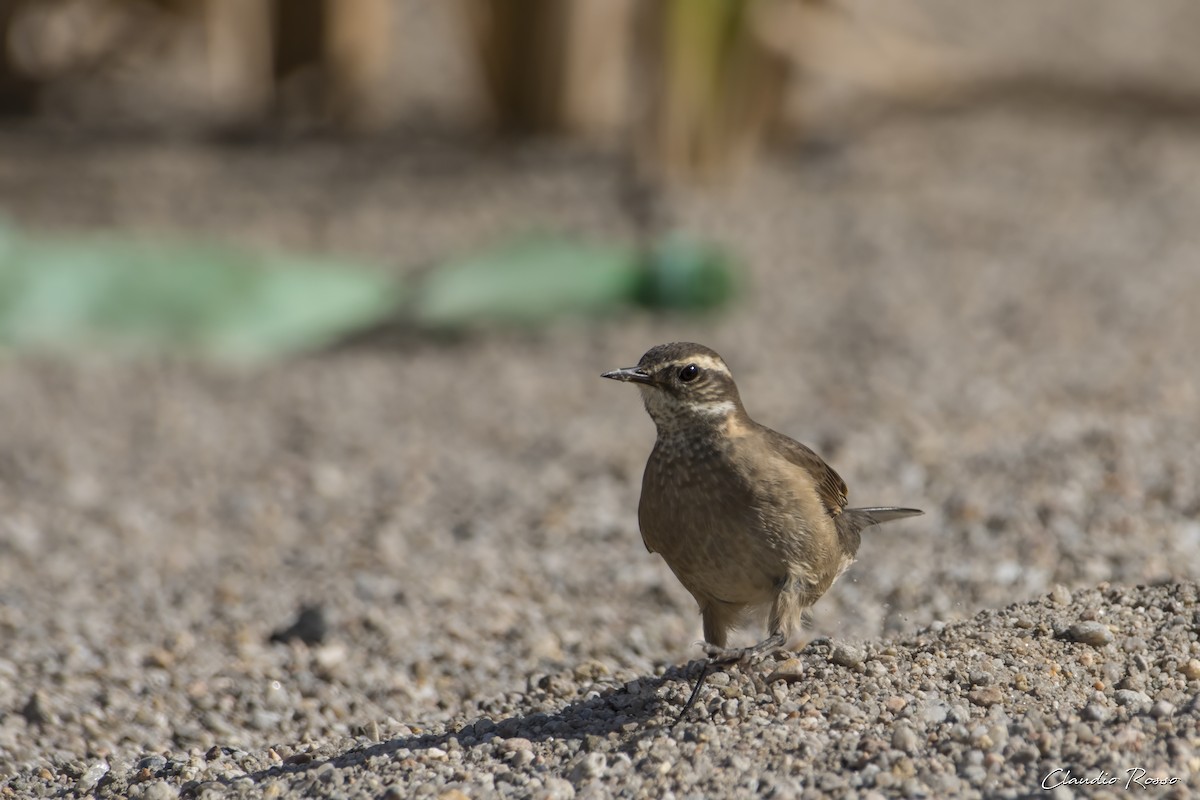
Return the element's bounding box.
[463,0,634,142]
[0,0,36,115]
[202,0,274,124]
[324,0,395,131]
[638,0,788,181]
[558,0,634,142]
[199,0,395,131]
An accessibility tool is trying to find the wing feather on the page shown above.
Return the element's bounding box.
[755,424,849,517]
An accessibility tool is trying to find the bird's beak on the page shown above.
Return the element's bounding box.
[601,367,653,385]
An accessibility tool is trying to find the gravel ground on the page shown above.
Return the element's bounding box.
[2,90,1200,797]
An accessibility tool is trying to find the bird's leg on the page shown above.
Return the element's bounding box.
[705,579,803,664]
[674,660,713,726]
[675,605,736,724]
[701,632,786,664]
[676,632,786,724]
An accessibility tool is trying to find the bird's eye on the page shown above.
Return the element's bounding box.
[678,364,700,383]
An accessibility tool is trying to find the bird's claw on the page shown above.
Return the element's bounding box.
[701,643,757,665]
[701,633,786,666]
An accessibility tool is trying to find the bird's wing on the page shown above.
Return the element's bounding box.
[758,425,849,517]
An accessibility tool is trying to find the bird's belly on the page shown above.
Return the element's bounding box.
[666,539,779,606]
[640,486,795,606]
[638,433,845,609]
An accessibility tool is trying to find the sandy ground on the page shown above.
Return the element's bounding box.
[1,93,1200,798]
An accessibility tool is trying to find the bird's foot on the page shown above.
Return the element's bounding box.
[701,633,786,665]
[701,644,752,664]
[675,634,788,725]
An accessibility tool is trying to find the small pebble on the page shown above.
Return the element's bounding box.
[969,670,994,686]
[268,605,327,646]
[1122,636,1147,652]
[136,755,168,773]
[1150,700,1175,719]
[542,777,575,800]
[923,700,950,725]
[830,643,866,669]
[76,762,109,793]
[1065,622,1113,647]
[892,724,919,753]
[501,737,533,753]
[766,658,805,683]
[1114,690,1153,711]
[573,661,610,682]
[569,752,606,782]
[140,781,178,800]
[20,692,50,726]
[968,687,1004,707]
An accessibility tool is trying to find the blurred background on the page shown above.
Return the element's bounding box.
[4,0,1200,351]
[2,0,1200,766]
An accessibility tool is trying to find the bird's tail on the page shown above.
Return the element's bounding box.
[844,506,924,528]
[835,506,922,558]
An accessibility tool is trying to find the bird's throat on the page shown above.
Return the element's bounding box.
[640,388,746,439]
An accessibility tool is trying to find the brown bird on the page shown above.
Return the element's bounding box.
[603,342,921,720]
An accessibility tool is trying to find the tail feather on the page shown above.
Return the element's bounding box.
[835,507,922,557]
[846,506,924,527]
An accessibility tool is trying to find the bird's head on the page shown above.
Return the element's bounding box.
[602,342,744,429]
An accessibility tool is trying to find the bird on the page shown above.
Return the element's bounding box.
[602,342,922,721]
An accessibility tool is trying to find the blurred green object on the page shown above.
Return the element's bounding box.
[411,234,736,327]
[0,222,399,361]
[636,236,737,311]
[0,223,736,359]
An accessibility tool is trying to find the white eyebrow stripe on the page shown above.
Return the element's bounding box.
[670,354,730,375]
